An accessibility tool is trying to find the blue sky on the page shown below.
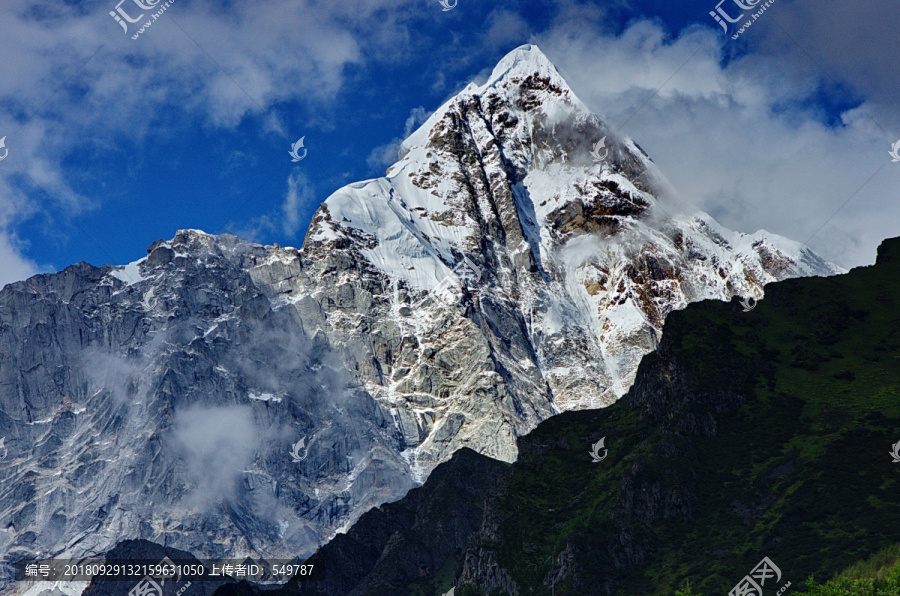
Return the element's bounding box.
[0,0,898,286]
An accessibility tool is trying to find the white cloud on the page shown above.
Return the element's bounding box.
[484,8,531,48]
[366,106,430,172]
[281,171,314,237]
[536,9,900,268]
[0,233,39,291]
[753,0,900,116]
[2,0,897,279]
[0,0,424,284]
[170,404,259,509]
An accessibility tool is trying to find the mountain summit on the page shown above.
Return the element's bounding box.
[0,44,838,590]
[304,42,837,453]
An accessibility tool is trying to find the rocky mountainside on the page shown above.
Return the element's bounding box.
[217,236,900,596]
[0,44,838,593]
[303,43,837,464]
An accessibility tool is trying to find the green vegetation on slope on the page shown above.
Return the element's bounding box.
[794,543,900,595]
[485,239,900,594]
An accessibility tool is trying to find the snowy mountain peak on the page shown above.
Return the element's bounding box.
[306,44,840,414]
[398,44,598,165]
[485,43,569,90]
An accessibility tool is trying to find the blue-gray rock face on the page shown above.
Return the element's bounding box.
[0,234,418,591]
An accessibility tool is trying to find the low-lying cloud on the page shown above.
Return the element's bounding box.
[170,403,259,508]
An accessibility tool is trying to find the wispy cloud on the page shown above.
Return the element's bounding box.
[0,0,423,286]
[0,232,39,288]
[281,171,315,237]
[366,106,430,173]
[536,1,900,267]
[170,404,259,509]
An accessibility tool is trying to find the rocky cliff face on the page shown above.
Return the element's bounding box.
[0,235,419,595]
[300,43,839,469]
[0,44,838,593]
